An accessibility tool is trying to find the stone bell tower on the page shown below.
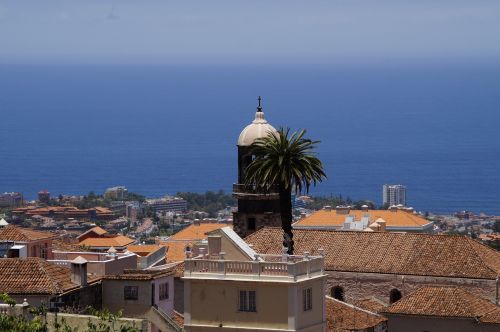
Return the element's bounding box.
[233,97,282,238]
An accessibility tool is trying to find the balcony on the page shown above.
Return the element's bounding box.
[232,184,280,200]
[184,253,325,282]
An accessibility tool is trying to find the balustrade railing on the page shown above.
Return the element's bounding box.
[185,255,324,279]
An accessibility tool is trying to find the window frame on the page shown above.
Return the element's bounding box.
[238,289,257,312]
[159,282,169,301]
[124,285,139,301]
[303,287,313,311]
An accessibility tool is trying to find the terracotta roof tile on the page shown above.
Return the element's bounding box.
[294,209,431,229]
[383,286,499,322]
[127,244,165,257]
[172,311,184,328]
[168,223,230,241]
[480,308,500,324]
[162,242,190,262]
[326,296,386,331]
[79,235,134,248]
[244,227,500,279]
[0,258,99,295]
[355,297,388,313]
[0,225,58,242]
[52,240,90,252]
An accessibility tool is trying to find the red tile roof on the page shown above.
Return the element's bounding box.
[79,235,135,248]
[0,225,58,242]
[0,258,99,295]
[326,296,386,331]
[383,286,500,323]
[294,209,431,229]
[244,227,500,279]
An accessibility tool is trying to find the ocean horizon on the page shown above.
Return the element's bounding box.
[1,62,499,215]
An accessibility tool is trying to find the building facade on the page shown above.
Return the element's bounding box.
[183,232,327,332]
[233,99,282,238]
[382,184,406,207]
[0,192,23,208]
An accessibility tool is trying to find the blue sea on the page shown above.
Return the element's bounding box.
[0,62,499,215]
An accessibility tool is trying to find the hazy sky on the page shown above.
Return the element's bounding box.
[0,0,499,64]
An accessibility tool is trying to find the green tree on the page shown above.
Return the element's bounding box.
[245,128,326,254]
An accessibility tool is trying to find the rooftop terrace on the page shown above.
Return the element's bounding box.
[184,250,325,282]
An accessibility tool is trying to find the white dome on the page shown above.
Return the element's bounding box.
[237,110,277,146]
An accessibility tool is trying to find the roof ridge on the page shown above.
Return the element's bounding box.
[465,237,500,275]
[33,258,60,294]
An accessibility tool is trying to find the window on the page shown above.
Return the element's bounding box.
[124,286,139,300]
[239,290,256,312]
[303,288,312,311]
[331,286,345,302]
[159,282,169,300]
[389,289,402,304]
[247,218,256,231]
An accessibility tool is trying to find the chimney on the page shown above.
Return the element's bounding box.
[336,206,350,215]
[208,235,222,256]
[70,256,88,287]
[377,220,387,232]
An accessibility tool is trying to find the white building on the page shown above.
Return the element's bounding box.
[383,184,406,207]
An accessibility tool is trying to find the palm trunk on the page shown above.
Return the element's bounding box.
[279,186,294,255]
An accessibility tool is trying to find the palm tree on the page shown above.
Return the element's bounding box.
[244,127,326,254]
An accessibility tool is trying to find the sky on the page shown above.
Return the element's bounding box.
[0,0,499,65]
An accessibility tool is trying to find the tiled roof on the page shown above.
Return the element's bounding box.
[355,297,388,313]
[52,239,90,252]
[0,258,99,295]
[172,311,184,328]
[163,242,190,263]
[0,225,58,242]
[160,223,230,262]
[294,209,431,229]
[79,235,134,248]
[244,227,500,279]
[172,261,185,278]
[127,244,165,257]
[480,308,500,324]
[168,223,230,241]
[326,296,386,331]
[77,226,107,240]
[383,286,500,323]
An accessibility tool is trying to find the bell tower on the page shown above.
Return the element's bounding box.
[233,97,282,238]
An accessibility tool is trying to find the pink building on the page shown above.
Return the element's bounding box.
[0,225,58,259]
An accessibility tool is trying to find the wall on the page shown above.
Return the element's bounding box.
[46,312,148,332]
[187,279,289,330]
[296,278,325,331]
[102,279,153,317]
[174,277,184,313]
[153,275,175,316]
[27,238,54,259]
[325,271,497,304]
[386,314,499,332]
[102,276,174,318]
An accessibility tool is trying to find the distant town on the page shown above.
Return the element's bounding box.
[1,182,499,251]
[0,103,499,332]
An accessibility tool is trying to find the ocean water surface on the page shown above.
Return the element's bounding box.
[0,63,499,214]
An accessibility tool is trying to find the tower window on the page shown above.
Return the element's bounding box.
[303,287,313,311]
[331,286,345,301]
[390,288,402,304]
[247,218,256,231]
